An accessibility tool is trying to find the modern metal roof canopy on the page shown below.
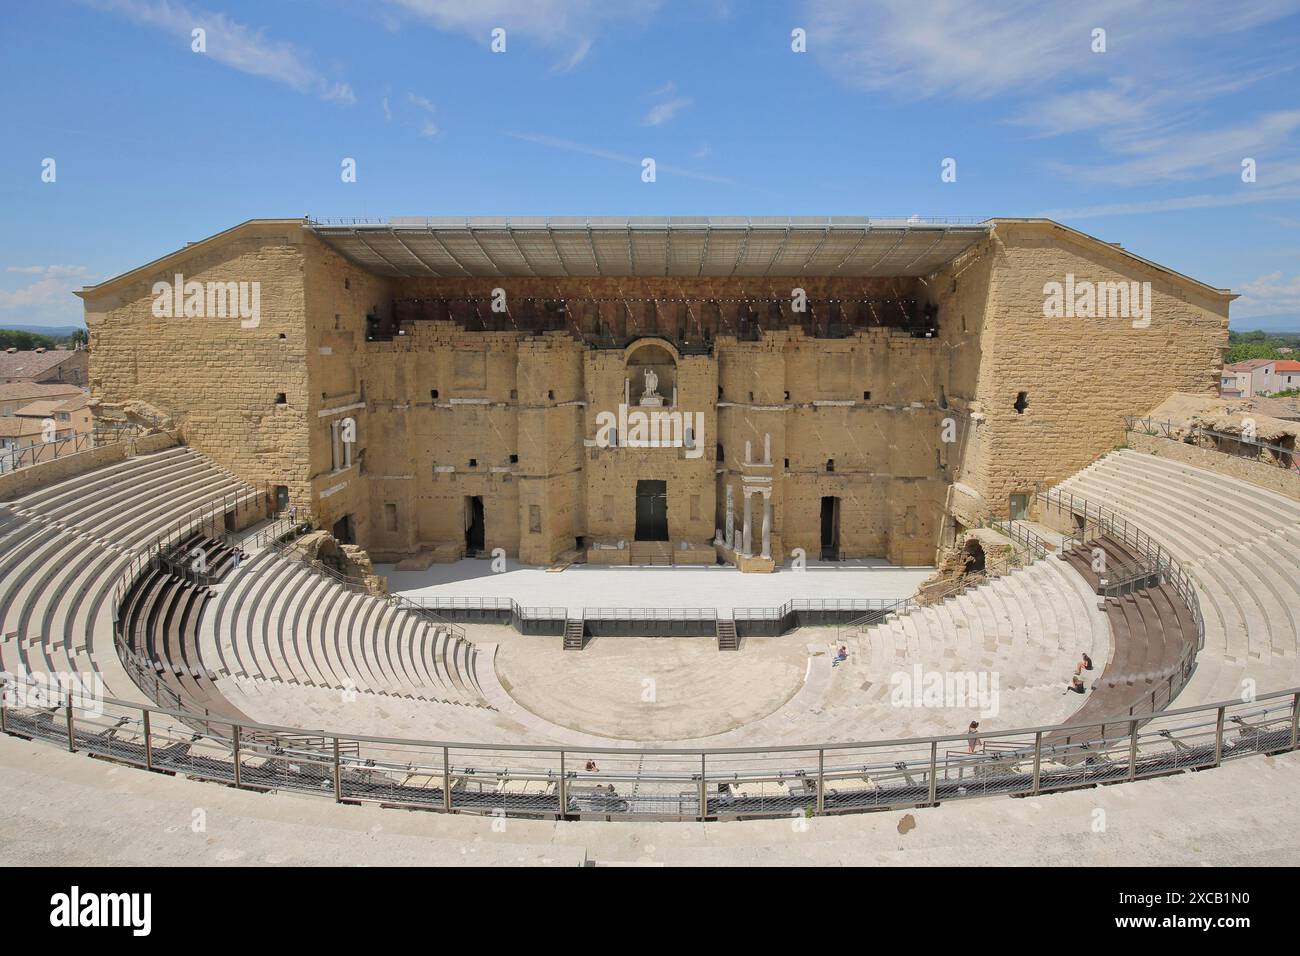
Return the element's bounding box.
[307,216,992,279]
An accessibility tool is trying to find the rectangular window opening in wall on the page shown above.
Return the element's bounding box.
[510,389,518,400]
[1014,391,1029,414]
[384,503,398,532]
[863,391,871,400]
[826,459,835,472]
[509,454,518,464]
[431,389,439,400]
[547,389,555,400]
[275,392,287,405]
[468,458,477,468]
[784,458,790,468]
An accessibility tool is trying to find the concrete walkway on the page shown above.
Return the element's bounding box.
[2,731,1296,866]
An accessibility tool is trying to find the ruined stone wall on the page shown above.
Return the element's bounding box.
[961,221,1229,519]
[582,342,717,548]
[517,335,585,563]
[926,241,996,539]
[83,220,311,502]
[83,221,1231,571]
[715,327,952,566]
[303,234,394,541]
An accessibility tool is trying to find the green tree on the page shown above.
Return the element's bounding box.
[0,329,58,350]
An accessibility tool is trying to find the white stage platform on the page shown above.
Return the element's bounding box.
[379,558,934,616]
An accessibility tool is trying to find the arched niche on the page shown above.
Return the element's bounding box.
[624,337,679,406]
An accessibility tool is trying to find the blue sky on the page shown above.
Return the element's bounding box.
[2,0,1299,330]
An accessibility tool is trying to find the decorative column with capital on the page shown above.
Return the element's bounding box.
[761,492,772,559]
[725,485,735,550]
[742,491,753,557]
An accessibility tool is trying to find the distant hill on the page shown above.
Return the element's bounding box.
[0,326,87,351]
[1230,316,1300,334]
[0,324,84,337]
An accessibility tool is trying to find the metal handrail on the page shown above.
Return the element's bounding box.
[0,422,154,474]
[407,595,568,620]
[1036,487,1205,653]
[584,607,717,620]
[110,486,266,615]
[838,531,1045,634]
[1098,554,1161,597]
[985,519,1052,560]
[2,668,1292,756]
[1125,416,1298,473]
[2,668,1295,821]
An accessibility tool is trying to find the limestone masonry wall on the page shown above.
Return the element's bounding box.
[81,219,1231,570]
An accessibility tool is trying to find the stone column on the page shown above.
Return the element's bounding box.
[742,492,753,557]
[725,485,735,549]
[761,493,772,559]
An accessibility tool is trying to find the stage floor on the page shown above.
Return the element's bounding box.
[378,557,934,616]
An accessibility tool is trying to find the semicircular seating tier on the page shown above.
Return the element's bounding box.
[195,547,512,740]
[1051,448,1300,706]
[821,555,1111,740]
[0,446,253,708]
[639,553,1114,749]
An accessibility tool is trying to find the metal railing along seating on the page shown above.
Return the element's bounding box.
[1,670,1294,822]
[1125,415,1298,473]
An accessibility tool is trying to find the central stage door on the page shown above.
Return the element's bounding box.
[820,495,841,560]
[634,480,669,541]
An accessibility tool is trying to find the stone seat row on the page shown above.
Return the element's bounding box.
[204,548,490,710]
[0,447,255,707]
[1051,449,1300,708]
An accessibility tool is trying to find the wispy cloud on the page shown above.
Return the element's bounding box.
[1041,182,1300,219]
[386,0,661,72]
[642,95,692,126]
[407,92,439,137]
[806,0,1296,101]
[1234,271,1300,318]
[82,0,355,104]
[504,132,740,185]
[552,38,593,73]
[1050,111,1300,186]
[806,0,1300,187]
[0,265,91,310]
